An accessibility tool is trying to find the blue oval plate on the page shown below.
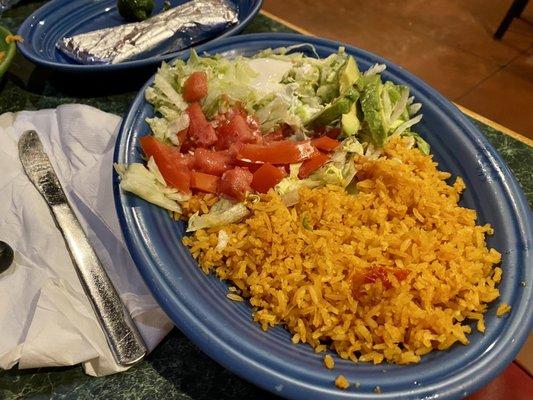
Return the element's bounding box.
[16,0,262,72]
[114,33,533,399]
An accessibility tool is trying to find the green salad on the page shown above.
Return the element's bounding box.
[117,46,427,231]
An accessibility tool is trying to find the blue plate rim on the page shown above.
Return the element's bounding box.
[16,0,263,72]
[113,33,533,399]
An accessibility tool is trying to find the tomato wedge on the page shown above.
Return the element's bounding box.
[190,171,220,193]
[352,267,409,297]
[237,140,315,164]
[251,163,286,193]
[186,102,217,148]
[325,128,342,139]
[176,128,188,150]
[219,167,253,200]
[183,71,208,102]
[140,136,191,193]
[263,129,284,143]
[216,114,257,150]
[311,135,341,152]
[193,148,234,176]
[298,151,330,179]
[233,159,262,173]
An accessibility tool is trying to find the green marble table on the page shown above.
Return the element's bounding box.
[0,2,531,399]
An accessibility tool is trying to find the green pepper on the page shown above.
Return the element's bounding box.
[117,0,155,22]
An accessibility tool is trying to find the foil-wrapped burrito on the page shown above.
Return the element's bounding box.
[57,0,238,65]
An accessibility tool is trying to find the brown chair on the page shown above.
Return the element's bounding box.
[494,0,529,39]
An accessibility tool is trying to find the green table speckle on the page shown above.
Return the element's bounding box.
[0,2,531,399]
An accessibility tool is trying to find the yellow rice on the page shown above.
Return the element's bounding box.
[175,193,218,220]
[183,137,501,364]
[496,303,511,316]
[323,354,335,369]
[226,293,244,302]
[335,375,350,390]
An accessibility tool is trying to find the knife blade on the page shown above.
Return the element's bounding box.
[18,130,147,366]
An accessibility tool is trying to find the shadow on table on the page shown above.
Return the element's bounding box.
[29,67,156,99]
[0,329,280,400]
[1,51,159,116]
[144,328,281,400]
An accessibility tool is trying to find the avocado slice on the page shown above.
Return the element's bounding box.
[341,103,360,136]
[308,97,353,130]
[344,87,360,102]
[339,56,360,94]
[356,73,380,92]
[360,80,388,146]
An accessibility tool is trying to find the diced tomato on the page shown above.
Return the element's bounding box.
[212,106,245,127]
[326,128,342,139]
[251,163,286,193]
[140,135,177,159]
[298,151,330,179]
[219,167,253,200]
[140,136,191,193]
[186,102,217,148]
[193,148,234,176]
[246,114,261,137]
[216,114,257,150]
[392,269,410,282]
[314,127,341,139]
[364,267,409,289]
[237,140,316,164]
[352,267,409,297]
[263,129,284,142]
[176,128,189,151]
[190,171,220,193]
[225,105,248,120]
[183,71,208,103]
[233,158,262,173]
[311,135,341,152]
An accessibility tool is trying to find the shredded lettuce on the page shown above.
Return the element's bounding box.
[186,198,249,232]
[274,175,321,197]
[215,230,229,251]
[146,112,189,144]
[364,63,387,77]
[145,62,188,113]
[342,136,365,155]
[311,148,357,188]
[115,158,190,212]
[402,131,430,155]
[393,114,423,136]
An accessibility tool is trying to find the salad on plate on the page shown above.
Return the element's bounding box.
[116,46,426,230]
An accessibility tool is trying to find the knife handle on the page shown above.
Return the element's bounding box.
[52,203,147,366]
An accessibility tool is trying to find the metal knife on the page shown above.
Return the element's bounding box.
[18,130,147,366]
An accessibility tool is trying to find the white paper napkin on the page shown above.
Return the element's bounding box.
[0,104,173,377]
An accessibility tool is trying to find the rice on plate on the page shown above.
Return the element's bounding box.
[116,46,504,372]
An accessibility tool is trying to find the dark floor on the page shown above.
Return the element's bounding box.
[263,0,533,139]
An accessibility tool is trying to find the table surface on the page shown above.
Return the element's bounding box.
[0,2,532,399]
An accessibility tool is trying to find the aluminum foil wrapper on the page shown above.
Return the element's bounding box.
[57,0,238,65]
